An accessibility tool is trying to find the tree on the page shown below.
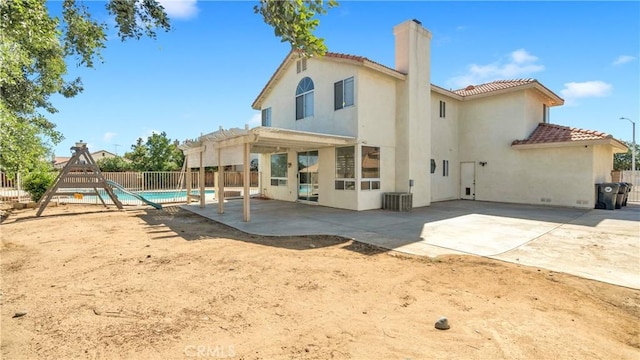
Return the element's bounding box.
[1,0,337,179]
[96,156,133,172]
[124,132,183,171]
[255,0,338,56]
[614,141,639,171]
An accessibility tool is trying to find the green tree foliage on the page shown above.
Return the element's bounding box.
[255,0,337,56]
[22,167,56,202]
[614,141,639,171]
[1,0,335,178]
[0,0,170,178]
[96,156,133,172]
[124,132,183,171]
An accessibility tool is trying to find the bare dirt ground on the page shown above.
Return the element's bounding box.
[1,205,639,360]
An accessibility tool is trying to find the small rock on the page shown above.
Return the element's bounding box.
[13,311,27,318]
[435,317,450,330]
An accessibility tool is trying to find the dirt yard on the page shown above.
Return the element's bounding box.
[1,205,638,359]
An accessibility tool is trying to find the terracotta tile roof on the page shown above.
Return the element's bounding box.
[453,79,536,96]
[512,123,614,146]
[324,52,405,75]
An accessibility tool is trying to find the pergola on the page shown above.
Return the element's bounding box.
[179,126,355,222]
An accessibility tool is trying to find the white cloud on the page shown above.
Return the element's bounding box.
[447,49,545,89]
[157,0,198,20]
[103,132,117,142]
[248,112,261,127]
[560,81,611,98]
[612,55,636,66]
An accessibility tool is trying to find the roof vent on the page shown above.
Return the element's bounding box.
[464,85,475,91]
[412,19,422,25]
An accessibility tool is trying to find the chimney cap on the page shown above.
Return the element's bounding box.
[412,19,422,25]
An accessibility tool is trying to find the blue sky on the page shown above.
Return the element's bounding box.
[48,1,639,157]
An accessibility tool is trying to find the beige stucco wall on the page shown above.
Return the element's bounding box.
[394,21,432,207]
[458,90,600,208]
[593,144,615,185]
[430,93,461,202]
[509,146,595,208]
[258,58,360,137]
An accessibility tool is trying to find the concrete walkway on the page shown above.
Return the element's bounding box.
[181,199,640,289]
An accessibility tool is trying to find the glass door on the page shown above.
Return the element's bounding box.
[298,151,319,202]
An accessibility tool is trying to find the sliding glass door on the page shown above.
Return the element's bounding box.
[298,151,319,202]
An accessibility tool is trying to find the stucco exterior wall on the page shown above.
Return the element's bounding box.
[509,146,595,208]
[259,58,360,137]
[259,151,297,202]
[430,94,461,202]
[593,144,615,184]
[459,91,527,201]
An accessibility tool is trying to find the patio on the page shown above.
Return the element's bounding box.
[182,199,640,289]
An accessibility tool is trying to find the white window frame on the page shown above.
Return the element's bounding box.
[296,77,314,120]
[334,77,354,110]
[270,153,288,186]
[439,100,446,118]
[335,146,355,190]
[360,146,381,191]
[261,107,272,127]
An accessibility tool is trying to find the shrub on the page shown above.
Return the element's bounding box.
[23,170,56,202]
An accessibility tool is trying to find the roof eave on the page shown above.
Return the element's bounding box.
[430,84,463,100]
[459,81,564,106]
[512,138,627,151]
[252,51,296,110]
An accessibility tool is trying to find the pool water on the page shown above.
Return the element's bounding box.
[72,189,216,205]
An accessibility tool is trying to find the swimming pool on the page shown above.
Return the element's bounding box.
[59,189,216,205]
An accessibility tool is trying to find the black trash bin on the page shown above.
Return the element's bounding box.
[623,182,633,206]
[595,183,620,210]
[615,183,628,209]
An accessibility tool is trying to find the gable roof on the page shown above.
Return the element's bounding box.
[512,123,627,151]
[451,79,564,105]
[252,50,406,110]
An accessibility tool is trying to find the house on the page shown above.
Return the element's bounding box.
[54,149,118,169]
[180,20,626,216]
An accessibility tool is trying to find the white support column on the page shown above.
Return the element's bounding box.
[243,142,251,222]
[217,148,225,214]
[185,155,192,203]
[199,150,205,208]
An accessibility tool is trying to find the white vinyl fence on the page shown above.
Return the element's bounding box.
[1,171,261,206]
[622,171,640,202]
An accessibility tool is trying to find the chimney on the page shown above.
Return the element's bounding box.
[393,20,433,207]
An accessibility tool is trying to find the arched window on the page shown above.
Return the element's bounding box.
[295,77,314,120]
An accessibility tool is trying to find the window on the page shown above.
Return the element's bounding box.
[361,146,380,190]
[335,146,355,190]
[295,77,314,120]
[296,58,307,73]
[439,100,446,118]
[442,160,449,177]
[430,159,436,174]
[261,108,272,127]
[334,77,354,110]
[270,153,288,186]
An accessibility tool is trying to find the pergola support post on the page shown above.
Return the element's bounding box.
[243,142,251,222]
[217,148,225,214]
[199,150,205,208]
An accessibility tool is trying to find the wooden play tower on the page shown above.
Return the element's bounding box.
[37,142,123,216]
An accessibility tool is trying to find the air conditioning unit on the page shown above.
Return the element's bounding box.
[382,192,413,211]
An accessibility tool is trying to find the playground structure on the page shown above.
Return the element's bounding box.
[36,142,161,216]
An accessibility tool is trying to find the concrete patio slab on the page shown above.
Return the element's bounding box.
[181,199,640,289]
